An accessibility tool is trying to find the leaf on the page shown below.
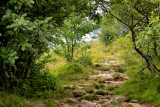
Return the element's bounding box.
[14,56,19,60]
[0,33,2,37]
[9,51,17,57]
[0,54,7,58]
[25,43,32,48]
[8,57,15,65]
[44,17,53,23]
[22,45,26,51]
[6,9,12,14]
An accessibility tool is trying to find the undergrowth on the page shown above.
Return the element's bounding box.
[114,73,160,106]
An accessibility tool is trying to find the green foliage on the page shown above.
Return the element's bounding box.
[14,71,57,98]
[0,92,29,107]
[62,63,84,74]
[76,55,93,66]
[99,15,124,45]
[0,0,100,90]
[53,16,98,62]
[114,74,160,106]
[76,44,93,66]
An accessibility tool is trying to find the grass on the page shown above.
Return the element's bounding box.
[95,90,108,95]
[1,36,159,106]
[83,87,94,93]
[114,74,160,106]
[106,86,116,91]
[101,66,109,71]
[80,94,99,101]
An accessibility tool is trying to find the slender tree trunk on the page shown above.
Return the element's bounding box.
[130,28,154,72]
[71,40,74,62]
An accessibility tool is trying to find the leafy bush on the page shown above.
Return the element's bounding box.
[63,63,84,74]
[76,55,93,66]
[15,71,57,98]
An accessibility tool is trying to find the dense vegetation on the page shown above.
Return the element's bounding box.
[0,0,160,106]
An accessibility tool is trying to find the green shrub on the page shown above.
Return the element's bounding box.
[17,71,57,98]
[61,63,84,74]
[76,55,93,66]
[0,92,29,107]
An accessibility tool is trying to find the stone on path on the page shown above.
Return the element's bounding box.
[23,100,46,107]
[78,100,100,107]
[73,89,86,97]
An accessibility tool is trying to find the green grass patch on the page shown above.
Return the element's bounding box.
[80,94,99,101]
[114,74,160,106]
[95,90,107,95]
[83,87,94,93]
[101,66,109,71]
[106,86,116,91]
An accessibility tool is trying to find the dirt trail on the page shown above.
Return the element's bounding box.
[59,58,152,107]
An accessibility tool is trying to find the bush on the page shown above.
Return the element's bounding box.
[16,71,57,98]
[62,63,84,74]
[76,55,93,66]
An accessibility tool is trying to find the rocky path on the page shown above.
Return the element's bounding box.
[59,58,152,107]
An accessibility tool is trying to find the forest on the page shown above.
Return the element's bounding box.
[0,0,160,107]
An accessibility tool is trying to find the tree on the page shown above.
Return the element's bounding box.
[99,15,125,45]
[96,0,160,73]
[0,0,99,88]
[53,16,99,62]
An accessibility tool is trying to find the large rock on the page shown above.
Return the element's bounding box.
[73,89,86,97]
[78,100,97,107]
[115,96,128,102]
[130,99,138,103]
